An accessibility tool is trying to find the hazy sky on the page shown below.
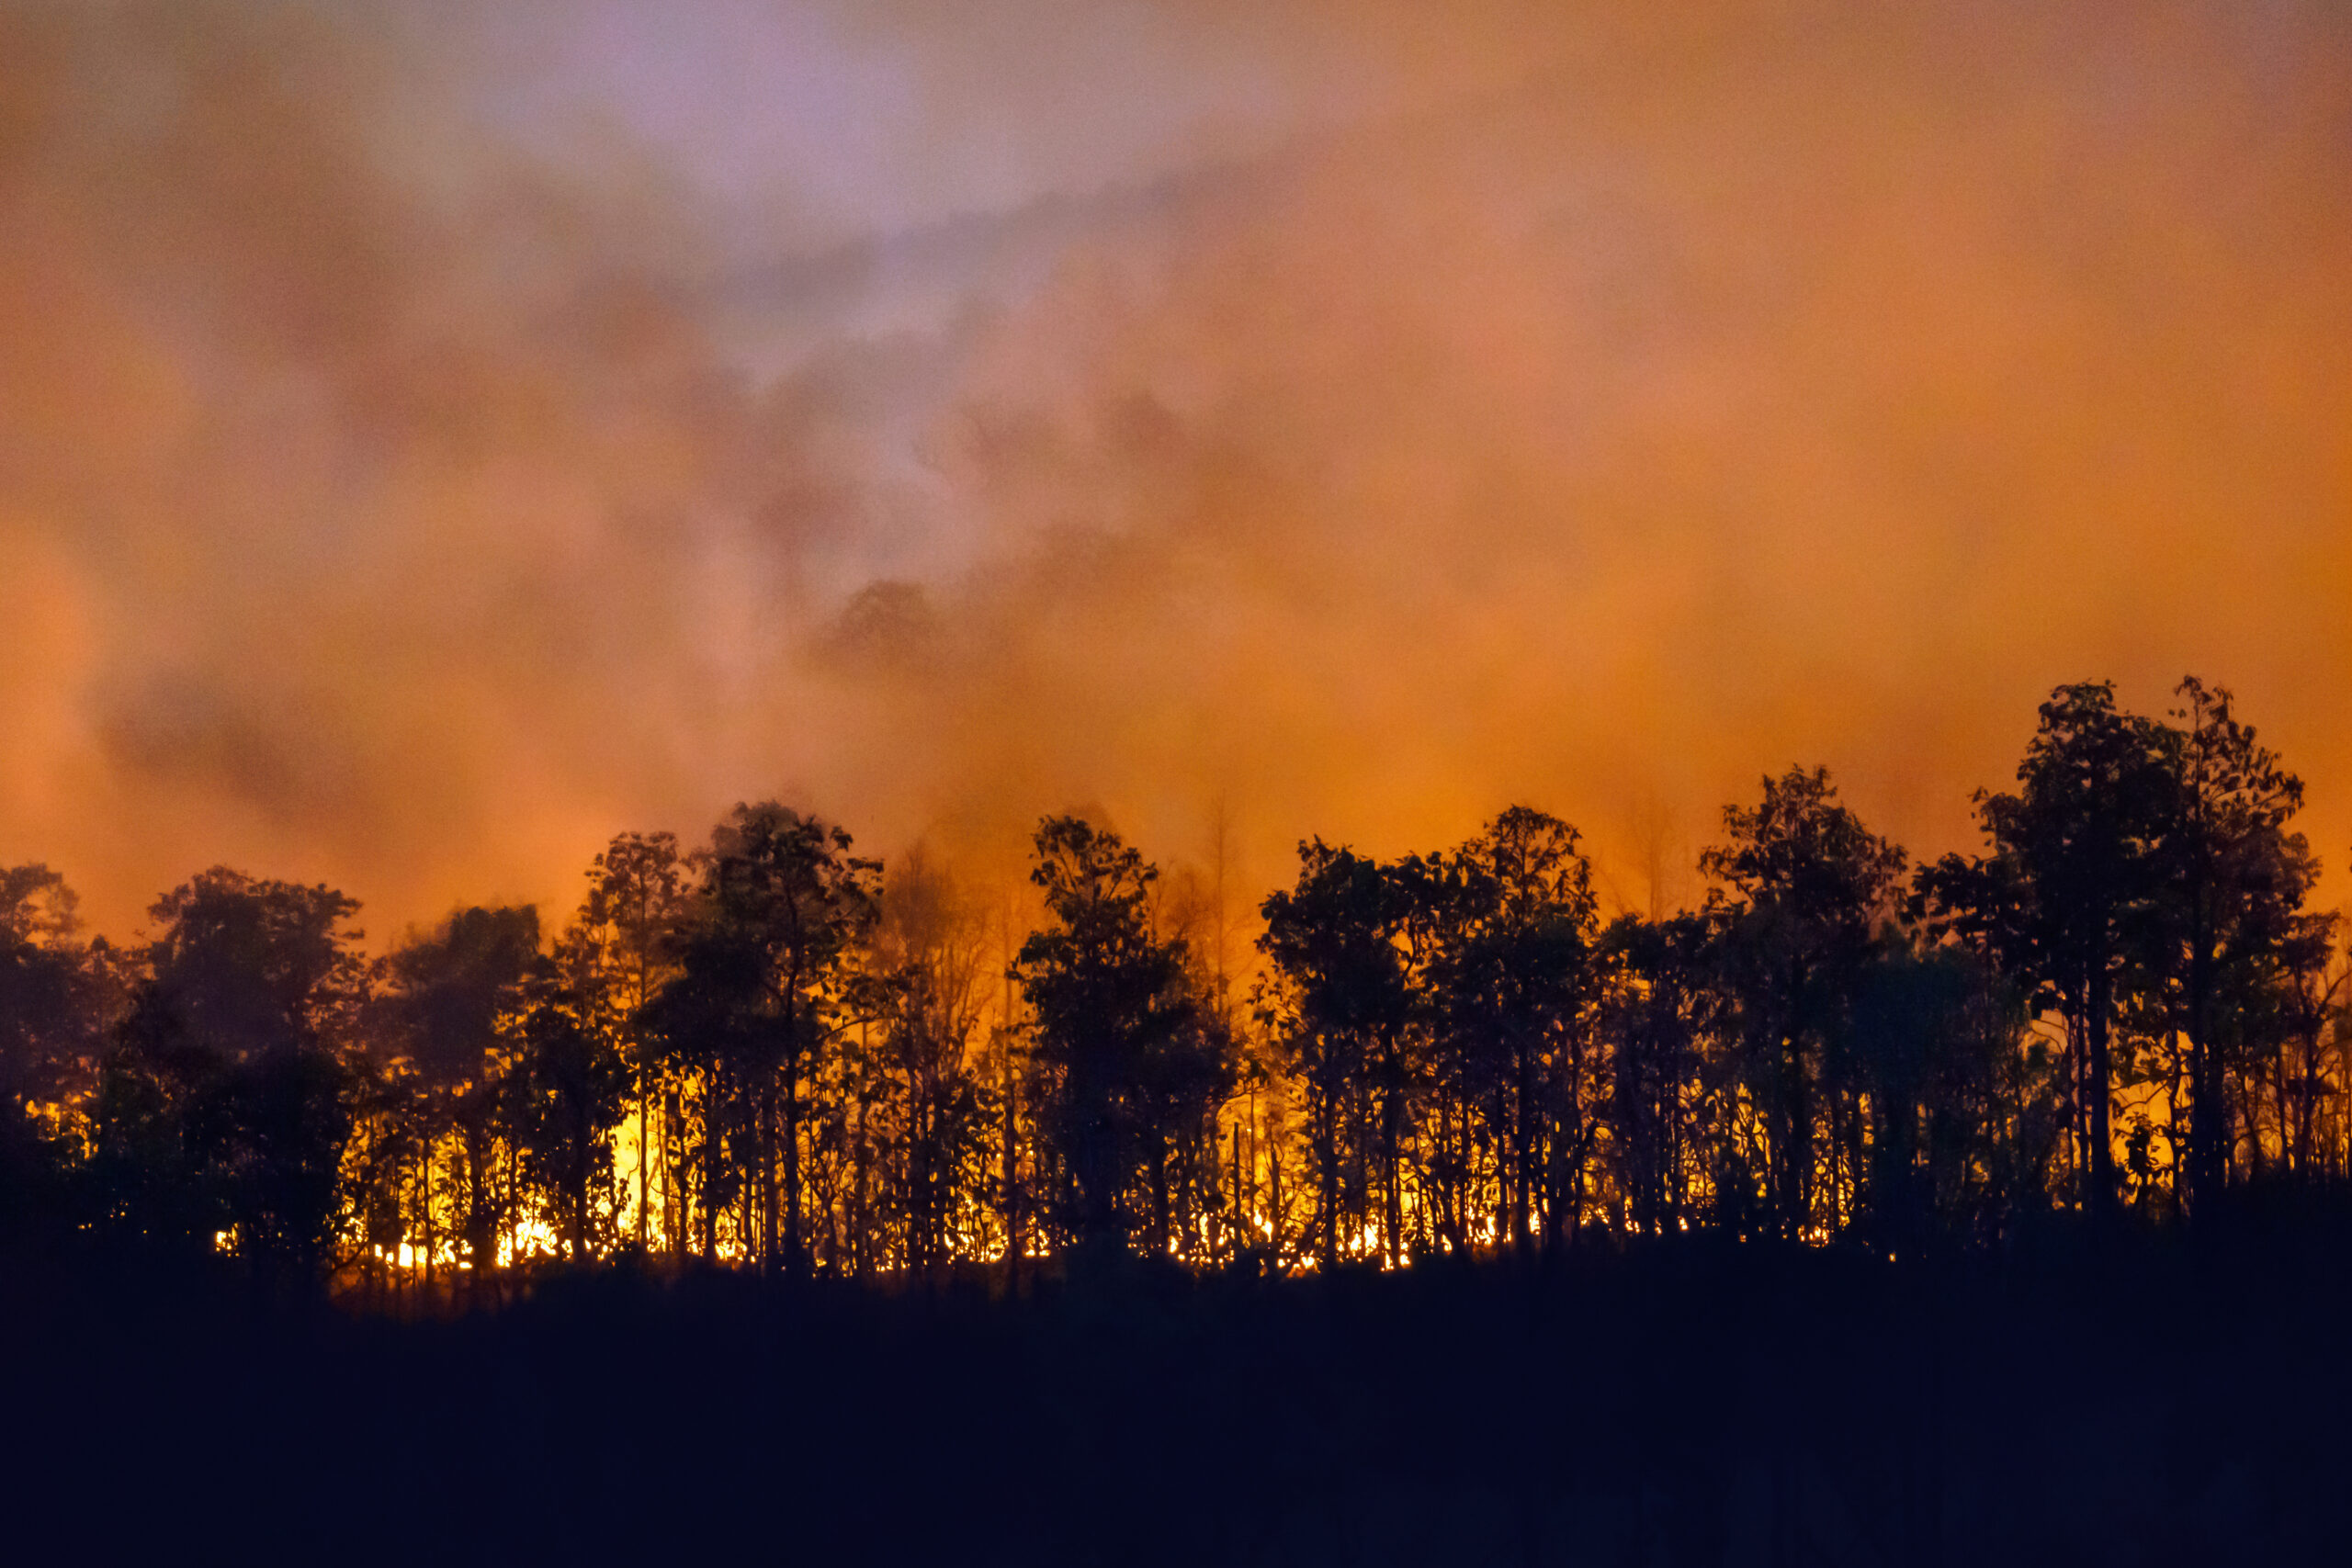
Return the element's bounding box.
[2,0,2347,940]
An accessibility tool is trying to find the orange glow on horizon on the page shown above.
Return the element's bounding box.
[0,1,2346,946]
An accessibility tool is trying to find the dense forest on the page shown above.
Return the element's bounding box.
[4,675,2345,1292]
[8,674,2352,1564]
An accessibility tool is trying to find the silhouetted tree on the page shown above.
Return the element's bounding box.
[1425,807,1600,1257]
[1596,911,1715,1239]
[380,905,543,1285]
[0,864,97,1106]
[564,832,689,1252]
[1258,840,1411,1268]
[1702,769,1905,1241]
[2266,914,2346,1181]
[1844,947,2053,1252]
[650,804,879,1276]
[2140,678,2319,1211]
[0,864,112,1236]
[865,850,994,1275]
[1917,682,2176,1219]
[100,869,368,1280]
[506,984,629,1262]
[1015,816,1214,1257]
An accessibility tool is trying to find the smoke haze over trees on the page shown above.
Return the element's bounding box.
[10,7,2352,1561]
[2,0,2349,944]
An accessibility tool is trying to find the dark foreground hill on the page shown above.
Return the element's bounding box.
[6,1210,2349,1566]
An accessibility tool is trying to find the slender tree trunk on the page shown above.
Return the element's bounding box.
[661,1089,683,1259]
[852,1088,870,1281]
[1148,1124,1170,1256]
[568,1127,587,1263]
[2088,963,2116,1221]
[1557,1034,1587,1251]
[1317,1082,1340,1270]
[702,1077,721,1262]
[759,1076,781,1275]
[464,1130,486,1277]
[1780,1029,1812,1243]
[2066,994,2091,1207]
[1246,1096,1258,1244]
[1269,1144,1285,1272]
[420,1134,435,1299]
[1001,1055,1022,1293]
[2185,890,2216,1214]
[781,1064,803,1279]
[1382,1037,1403,1268]
[1512,1037,1533,1262]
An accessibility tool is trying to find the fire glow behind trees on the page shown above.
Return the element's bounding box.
[7,10,2352,1561]
[4,676,2346,1280]
[1,1,2348,941]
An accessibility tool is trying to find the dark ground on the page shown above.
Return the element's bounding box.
[6,1208,2349,1566]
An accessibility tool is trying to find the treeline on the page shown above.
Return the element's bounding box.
[2,676,2346,1292]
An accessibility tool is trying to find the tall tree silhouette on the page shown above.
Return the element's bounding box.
[1702,770,1905,1242]
[506,981,629,1262]
[1427,807,1600,1257]
[1015,816,1210,1258]
[2143,678,2318,1211]
[1844,947,2051,1253]
[381,906,543,1285]
[1917,682,2175,1219]
[103,869,368,1280]
[1596,911,1714,1240]
[0,865,111,1238]
[651,804,879,1276]
[865,850,993,1275]
[1259,840,1411,1268]
[564,833,689,1251]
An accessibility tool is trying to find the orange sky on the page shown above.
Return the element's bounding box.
[2,0,2347,944]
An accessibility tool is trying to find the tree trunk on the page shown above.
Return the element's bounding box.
[702,1077,721,1262]
[1148,1123,1170,1256]
[1317,1088,1340,1270]
[2087,964,2115,1221]
[1269,1145,1285,1272]
[1001,1061,1022,1293]
[1781,1030,1812,1243]
[1382,1038,1403,1269]
[780,1062,802,1279]
[1512,1036,1533,1262]
[568,1139,587,1263]
[420,1134,435,1299]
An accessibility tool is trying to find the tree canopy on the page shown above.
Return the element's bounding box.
[3,676,2346,1292]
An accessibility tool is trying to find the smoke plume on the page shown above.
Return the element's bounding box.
[3,0,2347,937]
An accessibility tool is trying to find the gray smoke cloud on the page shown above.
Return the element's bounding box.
[2,0,2347,940]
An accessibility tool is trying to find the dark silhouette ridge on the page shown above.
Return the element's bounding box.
[6,1210,2349,1565]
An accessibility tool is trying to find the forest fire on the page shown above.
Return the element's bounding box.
[8,679,2346,1296]
[0,1,2346,947]
[6,3,2352,1562]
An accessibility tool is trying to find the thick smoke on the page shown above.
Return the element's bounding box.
[2,0,2347,938]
